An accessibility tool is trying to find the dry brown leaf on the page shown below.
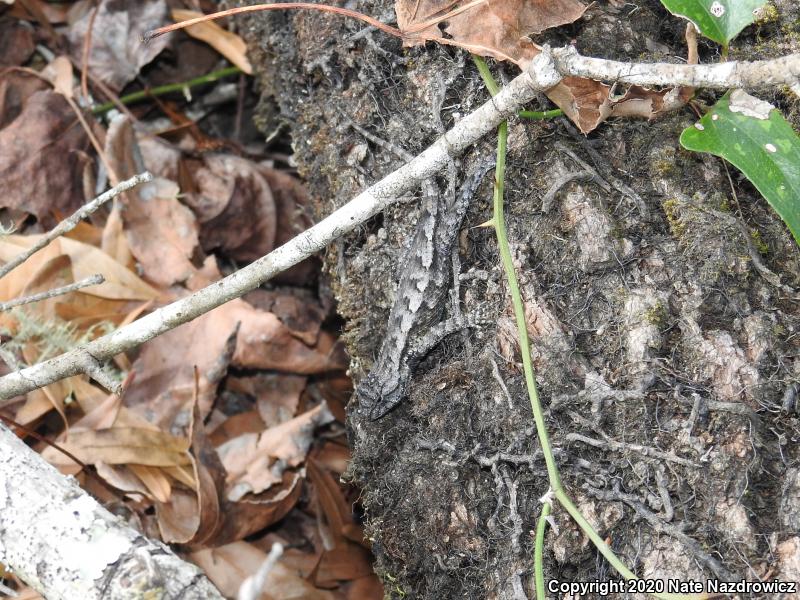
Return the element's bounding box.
[0,236,158,300]
[244,289,325,347]
[66,0,170,92]
[307,459,374,585]
[124,314,238,430]
[130,463,173,502]
[311,441,351,476]
[0,90,89,226]
[227,373,307,428]
[105,116,200,287]
[156,487,200,542]
[0,70,48,129]
[172,9,253,74]
[207,410,267,447]
[73,388,123,431]
[15,376,71,429]
[395,0,692,132]
[45,427,191,467]
[0,16,35,67]
[314,373,354,424]
[183,154,277,263]
[548,77,694,134]
[95,462,153,499]
[100,203,134,269]
[344,575,384,600]
[397,0,586,63]
[190,541,338,600]
[156,394,227,545]
[218,402,335,501]
[315,546,375,586]
[211,472,303,545]
[42,56,74,99]
[11,0,70,24]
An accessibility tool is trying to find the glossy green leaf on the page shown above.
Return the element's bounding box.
[660,0,767,45]
[680,90,800,244]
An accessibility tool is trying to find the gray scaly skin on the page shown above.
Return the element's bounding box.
[357,157,496,419]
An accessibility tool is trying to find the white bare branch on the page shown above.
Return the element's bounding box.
[0,422,223,599]
[550,45,800,89]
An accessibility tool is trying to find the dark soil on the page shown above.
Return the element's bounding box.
[235,1,800,597]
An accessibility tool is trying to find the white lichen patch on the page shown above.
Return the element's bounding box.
[716,499,757,551]
[765,143,778,153]
[777,537,800,587]
[710,1,725,17]
[729,89,774,120]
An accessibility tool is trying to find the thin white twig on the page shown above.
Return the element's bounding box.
[551,46,800,89]
[237,543,284,600]
[0,52,561,401]
[0,580,17,598]
[0,173,153,281]
[0,274,105,312]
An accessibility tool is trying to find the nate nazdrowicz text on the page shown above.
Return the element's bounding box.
[548,578,797,596]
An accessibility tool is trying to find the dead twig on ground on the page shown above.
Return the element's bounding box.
[0,173,153,280]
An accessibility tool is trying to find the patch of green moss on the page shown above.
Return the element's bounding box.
[754,3,780,25]
[644,301,668,327]
[662,198,686,239]
[750,228,769,255]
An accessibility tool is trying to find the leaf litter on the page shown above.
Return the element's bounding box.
[0,2,378,597]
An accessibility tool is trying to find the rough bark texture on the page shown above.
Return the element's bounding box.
[238,1,800,597]
[0,423,223,600]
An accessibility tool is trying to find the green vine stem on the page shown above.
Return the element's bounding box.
[91,66,243,116]
[534,500,551,599]
[475,54,706,600]
[472,56,563,121]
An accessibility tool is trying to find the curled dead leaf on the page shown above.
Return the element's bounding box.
[0,90,89,226]
[218,402,335,501]
[66,0,170,92]
[172,9,253,74]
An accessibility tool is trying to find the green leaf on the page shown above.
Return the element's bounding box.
[680,90,800,245]
[660,0,767,45]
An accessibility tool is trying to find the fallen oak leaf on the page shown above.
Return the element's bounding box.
[105,116,200,288]
[0,90,89,226]
[397,0,587,64]
[218,402,335,501]
[0,235,158,301]
[172,9,253,74]
[0,16,35,67]
[210,472,303,546]
[307,459,374,585]
[155,385,227,545]
[226,373,307,428]
[184,154,276,263]
[44,427,192,468]
[397,0,694,133]
[66,0,170,92]
[129,463,173,503]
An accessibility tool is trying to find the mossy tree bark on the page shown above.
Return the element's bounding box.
[238,1,800,597]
